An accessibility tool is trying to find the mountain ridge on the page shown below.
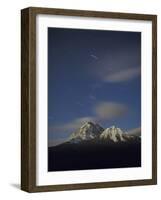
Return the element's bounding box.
[66,121,140,145]
[48,121,141,171]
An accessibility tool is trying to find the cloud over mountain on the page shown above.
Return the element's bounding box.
[127,127,141,136]
[94,101,128,120]
[102,67,141,83]
[49,116,95,134]
[49,101,128,140]
[48,138,68,147]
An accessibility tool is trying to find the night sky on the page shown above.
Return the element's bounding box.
[48,27,141,145]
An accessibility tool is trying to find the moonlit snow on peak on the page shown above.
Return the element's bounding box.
[100,125,138,143]
[100,126,126,142]
[69,121,104,142]
[68,122,140,144]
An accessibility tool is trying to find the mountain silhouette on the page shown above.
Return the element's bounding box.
[48,122,141,171]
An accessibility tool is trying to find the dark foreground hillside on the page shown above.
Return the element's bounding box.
[48,140,141,171]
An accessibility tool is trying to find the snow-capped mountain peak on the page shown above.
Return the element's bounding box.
[100,126,126,142]
[68,123,140,144]
[100,125,138,143]
[69,121,104,143]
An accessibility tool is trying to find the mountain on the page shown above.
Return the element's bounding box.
[68,122,140,144]
[48,122,141,171]
[69,121,104,143]
[100,125,139,143]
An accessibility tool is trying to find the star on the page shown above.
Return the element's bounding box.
[90,54,98,60]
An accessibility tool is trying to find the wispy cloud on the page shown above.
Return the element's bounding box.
[94,101,128,120]
[127,127,141,136]
[48,138,68,147]
[90,48,141,83]
[49,101,128,141]
[49,116,95,134]
[103,67,141,83]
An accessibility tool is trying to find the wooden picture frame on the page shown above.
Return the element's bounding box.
[21,7,157,192]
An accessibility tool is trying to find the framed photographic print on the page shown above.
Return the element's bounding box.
[21,7,157,192]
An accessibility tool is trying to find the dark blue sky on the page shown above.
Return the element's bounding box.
[48,27,141,142]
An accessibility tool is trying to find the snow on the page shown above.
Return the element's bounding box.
[69,122,140,144]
